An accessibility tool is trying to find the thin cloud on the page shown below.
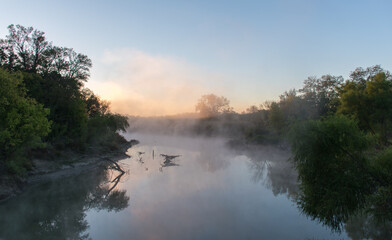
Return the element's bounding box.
[88,49,228,116]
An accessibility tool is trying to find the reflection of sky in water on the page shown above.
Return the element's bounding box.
[0,132,352,239]
[84,133,348,240]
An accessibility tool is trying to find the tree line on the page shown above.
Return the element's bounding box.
[191,65,391,232]
[0,24,128,175]
[286,66,392,232]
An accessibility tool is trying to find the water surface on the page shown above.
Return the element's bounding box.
[0,133,349,240]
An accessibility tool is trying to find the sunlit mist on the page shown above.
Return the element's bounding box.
[87,49,232,116]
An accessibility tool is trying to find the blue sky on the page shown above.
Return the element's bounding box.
[1,0,391,115]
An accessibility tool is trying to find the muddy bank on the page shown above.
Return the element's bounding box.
[0,139,139,203]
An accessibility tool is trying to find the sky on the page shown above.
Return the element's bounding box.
[1,0,391,116]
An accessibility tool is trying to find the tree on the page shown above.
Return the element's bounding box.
[266,90,314,135]
[0,69,51,173]
[289,115,373,231]
[299,75,343,116]
[0,24,130,178]
[82,88,110,118]
[287,66,392,232]
[195,94,231,118]
[0,24,92,82]
[349,65,386,85]
[268,102,284,134]
[0,24,94,147]
[21,71,88,146]
[338,67,392,145]
[245,105,259,114]
[1,24,50,72]
[279,89,313,121]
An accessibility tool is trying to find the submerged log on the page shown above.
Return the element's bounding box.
[102,157,125,173]
[107,171,125,195]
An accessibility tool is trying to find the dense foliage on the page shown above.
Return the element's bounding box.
[186,65,392,232]
[289,116,374,229]
[283,66,392,231]
[3,24,390,233]
[0,69,51,173]
[0,25,129,175]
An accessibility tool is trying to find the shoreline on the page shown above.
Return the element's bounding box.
[0,139,139,203]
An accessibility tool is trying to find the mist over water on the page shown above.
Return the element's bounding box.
[1,2,391,239]
[0,130,350,239]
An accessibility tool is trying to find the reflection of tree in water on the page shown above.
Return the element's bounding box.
[244,147,392,238]
[245,147,298,199]
[0,164,129,240]
[345,212,392,240]
[86,168,128,212]
[197,145,230,173]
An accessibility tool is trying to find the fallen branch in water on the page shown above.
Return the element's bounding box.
[160,154,181,160]
[160,154,181,169]
[107,171,125,196]
[102,157,125,173]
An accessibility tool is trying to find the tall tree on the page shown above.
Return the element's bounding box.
[0,24,92,82]
[338,67,392,145]
[195,94,231,118]
[82,88,110,118]
[300,75,343,116]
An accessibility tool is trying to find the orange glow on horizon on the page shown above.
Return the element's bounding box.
[87,49,254,117]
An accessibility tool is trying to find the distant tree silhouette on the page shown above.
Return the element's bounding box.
[195,94,231,118]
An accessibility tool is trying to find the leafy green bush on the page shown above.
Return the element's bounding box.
[289,115,373,230]
[0,69,51,174]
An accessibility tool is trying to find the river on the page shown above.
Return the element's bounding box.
[0,132,350,240]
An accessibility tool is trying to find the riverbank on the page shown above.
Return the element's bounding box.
[0,139,139,203]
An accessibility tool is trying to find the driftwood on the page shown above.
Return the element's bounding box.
[101,157,126,196]
[84,157,128,211]
[160,154,181,170]
[160,154,181,161]
[161,162,179,167]
[107,171,125,196]
[102,157,125,173]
